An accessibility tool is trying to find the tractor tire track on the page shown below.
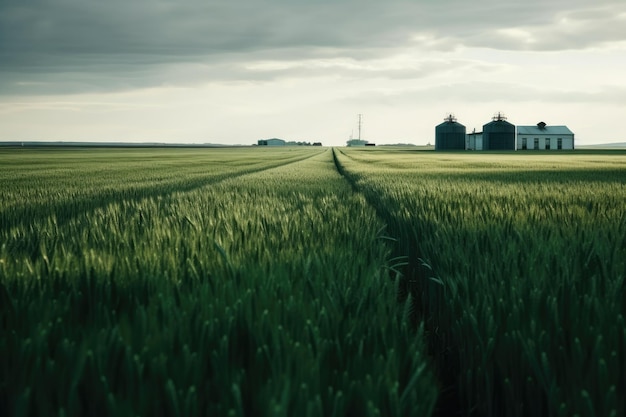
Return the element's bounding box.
[332,147,466,417]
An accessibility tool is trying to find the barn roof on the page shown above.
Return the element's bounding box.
[517,125,573,135]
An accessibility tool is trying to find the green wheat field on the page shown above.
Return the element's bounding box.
[1,146,624,417]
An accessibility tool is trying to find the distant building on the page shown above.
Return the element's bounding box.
[483,113,516,150]
[346,139,369,147]
[313,142,323,146]
[258,138,286,146]
[442,114,575,152]
[517,122,574,150]
[435,114,466,150]
[466,130,484,150]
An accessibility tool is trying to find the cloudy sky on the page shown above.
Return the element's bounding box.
[1,0,625,146]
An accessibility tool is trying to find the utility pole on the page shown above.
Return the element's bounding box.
[357,114,363,141]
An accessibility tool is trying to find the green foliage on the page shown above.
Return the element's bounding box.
[0,148,437,417]
[335,148,626,417]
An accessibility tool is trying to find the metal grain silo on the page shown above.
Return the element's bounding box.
[482,112,515,150]
[435,114,466,150]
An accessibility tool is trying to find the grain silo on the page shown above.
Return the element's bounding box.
[435,114,466,150]
[482,112,515,150]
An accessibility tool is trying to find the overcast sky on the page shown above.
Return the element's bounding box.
[1,0,625,146]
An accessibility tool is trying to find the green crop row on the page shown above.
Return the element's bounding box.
[0,147,321,230]
[0,148,437,417]
[334,148,626,417]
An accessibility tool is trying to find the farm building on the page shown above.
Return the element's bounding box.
[517,122,574,150]
[258,138,286,146]
[482,113,516,150]
[435,114,466,150]
[346,139,369,147]
[437,113,576,152]
[466,129,483,150]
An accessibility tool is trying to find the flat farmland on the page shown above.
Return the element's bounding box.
[1,147,624,417]
[335,148,626,417]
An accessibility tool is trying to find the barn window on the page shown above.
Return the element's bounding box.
[534,138,539,149]
[558,138,563,149]
[522,138,527,150]
[545,138,551,150]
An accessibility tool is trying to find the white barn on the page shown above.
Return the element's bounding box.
[517,122,574,150]
[466,131,483,150]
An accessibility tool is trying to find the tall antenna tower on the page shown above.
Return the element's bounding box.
[357,114,363,140]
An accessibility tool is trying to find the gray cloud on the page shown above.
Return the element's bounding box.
[1,0,624,95]
[338,80,626,111]
[462,4,626,51]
